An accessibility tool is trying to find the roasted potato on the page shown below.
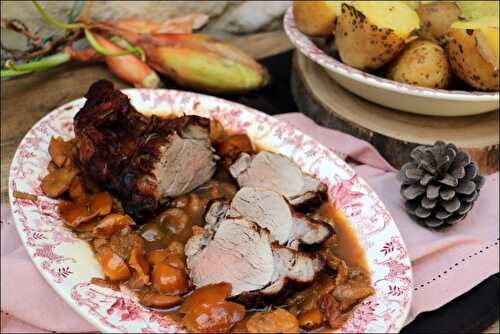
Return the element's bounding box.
[447,18,499,91]
[293,1,345,36]
[416,2,461,43]
[335,1,421,71]
[386,39,452,88]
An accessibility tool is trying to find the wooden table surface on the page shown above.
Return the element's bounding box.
[0,30,292,205]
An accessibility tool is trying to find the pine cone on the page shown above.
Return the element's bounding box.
[400,141,485,228]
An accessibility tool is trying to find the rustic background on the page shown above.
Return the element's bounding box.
[1,1,290,39]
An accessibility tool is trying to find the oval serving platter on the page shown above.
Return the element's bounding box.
[9,89,413,333]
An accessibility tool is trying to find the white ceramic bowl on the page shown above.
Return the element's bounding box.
[283,8,499,117]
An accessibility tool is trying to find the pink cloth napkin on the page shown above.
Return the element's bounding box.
[1,112,498,333]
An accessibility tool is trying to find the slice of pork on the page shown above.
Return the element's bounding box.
[290,214,333,248]
[288,174,328,210]
[153,123,217,202]
[230,187,293,244]
[229,187,333,247]
[185,217,275,296]
[260,245,324,295]
[204,199,230,230]
[235,245,325,306]
[229,152,327,210]
[185,215,324,297]
[186,182,334,299]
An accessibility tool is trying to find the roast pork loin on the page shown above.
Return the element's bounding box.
[229,187,333,247]
[229,152,327,210]
[185,210,325,297]
[256,244,324,295]
[74,80,217,220]
[185,187,333,298]
[185,216,275,296]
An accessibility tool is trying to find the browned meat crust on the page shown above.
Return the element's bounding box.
[74,80,216,220]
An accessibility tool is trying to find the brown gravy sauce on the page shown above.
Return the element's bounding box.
[318,201,369,273]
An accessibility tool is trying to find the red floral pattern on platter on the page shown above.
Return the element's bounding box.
[9,89,413,333]
[71,283,182,333]
[283,8,499,98]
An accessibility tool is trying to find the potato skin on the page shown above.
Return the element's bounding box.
[416,2,461,44]
[447,28,499,91]
[293,1,338,37]
[386,40,452,89]
[335,4,406,71]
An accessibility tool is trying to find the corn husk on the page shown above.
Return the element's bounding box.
[139,34,269,93]
[91,23,269,93]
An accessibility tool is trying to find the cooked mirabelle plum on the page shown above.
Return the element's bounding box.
[182,301,245,333]
[180,282,232,314]
[152,261,189,295]
[96,247,130,281]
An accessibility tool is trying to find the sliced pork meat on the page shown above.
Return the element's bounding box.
[229,187,333,247]
[185,217,275,296]
[229,152,327,211]
[289,174,328,210]
[74,80,217,220]
[229,152,302,197]
[204,199,230,230]
[230,187,293,244]
[260,245,324,295]
[290,214,333,248]
[237,245,325,306]
[152,130,216,199]
[185,214,324,298]
[186,194,330,298]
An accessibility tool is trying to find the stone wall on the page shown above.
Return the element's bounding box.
[1,1,290,39]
